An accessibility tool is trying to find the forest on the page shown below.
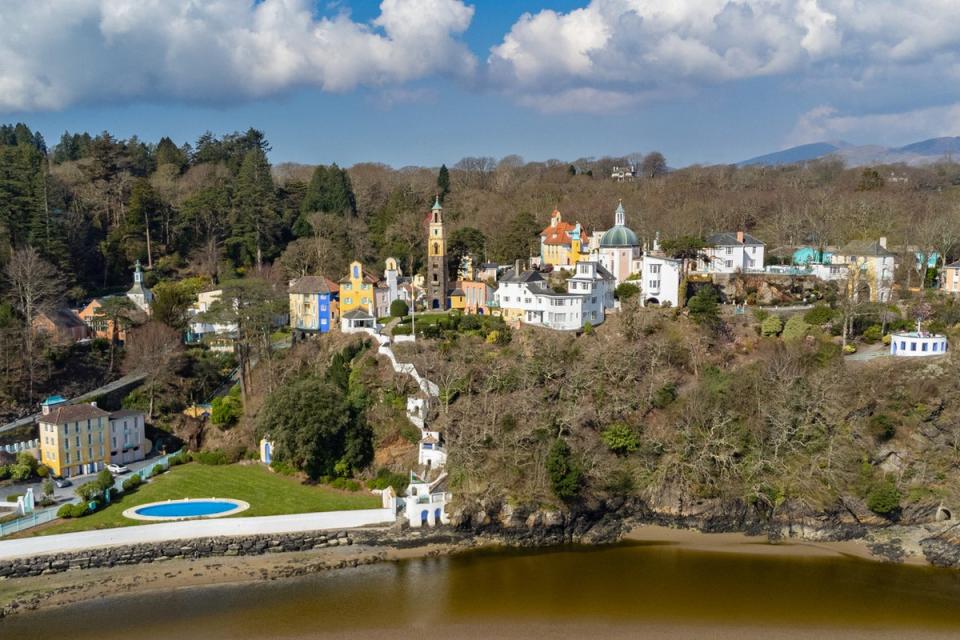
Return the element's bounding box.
[1,121,960,421]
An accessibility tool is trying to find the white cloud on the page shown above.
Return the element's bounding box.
[487,1,960,112]
[788,102,960,146]
[0,0,476,112]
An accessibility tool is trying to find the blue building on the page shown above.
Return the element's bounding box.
[289,276,337,335]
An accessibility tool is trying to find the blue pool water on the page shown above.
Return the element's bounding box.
[135,500,237,518]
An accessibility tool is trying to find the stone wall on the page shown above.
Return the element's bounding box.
[0,527,466,580]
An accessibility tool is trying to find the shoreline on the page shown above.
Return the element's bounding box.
[1,522,949,620]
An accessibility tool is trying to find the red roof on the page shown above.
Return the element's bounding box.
[541,210,578,246]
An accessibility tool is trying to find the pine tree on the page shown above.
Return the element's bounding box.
[229,148,278,270]
[301,164,356,216]
[437,164,450,202]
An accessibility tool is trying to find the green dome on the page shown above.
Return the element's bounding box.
[599,225,639,248]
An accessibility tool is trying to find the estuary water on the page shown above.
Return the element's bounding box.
[5,541,960,639]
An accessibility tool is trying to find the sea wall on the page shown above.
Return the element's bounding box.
[0,527,457,580]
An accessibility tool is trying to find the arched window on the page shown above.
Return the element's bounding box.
[433,242,439,255]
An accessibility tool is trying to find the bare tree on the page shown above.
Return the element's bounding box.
[124,321,185,419]
[3,248,64,401]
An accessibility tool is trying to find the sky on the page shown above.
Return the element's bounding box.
[2,0,960,168]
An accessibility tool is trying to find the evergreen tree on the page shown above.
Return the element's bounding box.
[154,136,187,171]
[228,148,278,270]
[301,164,356,217]
[437,163,450,202]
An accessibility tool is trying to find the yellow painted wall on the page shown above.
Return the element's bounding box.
[339,261,375,315]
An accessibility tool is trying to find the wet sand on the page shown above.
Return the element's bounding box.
[625,524,929,564]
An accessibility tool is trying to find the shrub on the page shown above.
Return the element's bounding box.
[35,465,49,478]
[211,386,243,428]
[392,325,412,336]
[615,282,640,300]
[168,452,189,466]
[42,479,55,497]
[58,503,77,518]
[58,502,90,518]
[546,438,583,501]
[781,315,810,341]
[390,299,409,318]
[761,314,783,336]
[8,464,31,482]
[269,460,299,476]
[6,494,22,502]
[192,450,230,465]
[688,285,721,326]
[0,465,8,481]
[868,414,897,442]
[368,467,408,493]
[122,475,143,492]
[151,464,166,476]
[804,304,834,325]
[862,324,883,343]
[601,423,639,455]
[582,321,594,335]
[866,477,901,515]
[842,344,858,354]
[652,384,678,409]
[329,477,362,491]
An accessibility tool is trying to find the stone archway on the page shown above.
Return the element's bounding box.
[645,297,659,307]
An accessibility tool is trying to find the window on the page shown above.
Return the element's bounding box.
[353,265,360,278]
[649,264,660,274]
[725,260,733,269]
[900,341,906,350]
[345,297,352,305]
[910,342,917,351]
[649,280,660,288]
[933,342,939,352]
[725,247,732,255]
[922,342,928,352]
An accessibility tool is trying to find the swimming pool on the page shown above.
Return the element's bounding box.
[123,498,250,521]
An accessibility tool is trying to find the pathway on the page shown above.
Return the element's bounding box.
[0,508,394,560]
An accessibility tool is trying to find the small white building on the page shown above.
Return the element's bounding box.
[108,409,148,465]
[890,331,948,357]
[126,260,153,313]
[418,430,446,469]
[341,309,376,333]
[641,252,682,308]
[697,232,765,274]
[187,289,239,352]
[404,472,450,528]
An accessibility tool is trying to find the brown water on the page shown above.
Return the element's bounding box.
[5,542,960,639]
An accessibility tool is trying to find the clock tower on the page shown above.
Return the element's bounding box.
[426,196,449,310]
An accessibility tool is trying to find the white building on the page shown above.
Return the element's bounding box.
[890,331,948,357]
[108,409,148,465]
[641,253,682,308]
[418,430,446,469]
[697,232,765,274]
[403,472,450,528]
[495,261,615,331]
[596,201,642,285]
[187,289,239,352]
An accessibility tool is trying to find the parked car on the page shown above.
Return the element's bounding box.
[53,476,72,488]
[107,463,130,475]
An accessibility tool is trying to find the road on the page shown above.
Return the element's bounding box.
[0,371,147,435]
[0,508,395,559]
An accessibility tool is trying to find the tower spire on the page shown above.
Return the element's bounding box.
[615,199,625,227]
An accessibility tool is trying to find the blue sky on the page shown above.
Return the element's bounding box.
[2,1,959,167]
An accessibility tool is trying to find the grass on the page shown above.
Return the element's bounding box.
[34,462,380,536]
[396,312,452,327]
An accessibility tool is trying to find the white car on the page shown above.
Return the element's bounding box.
[107,463,130,474]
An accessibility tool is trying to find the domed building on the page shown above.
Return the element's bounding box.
[597,200,641,285]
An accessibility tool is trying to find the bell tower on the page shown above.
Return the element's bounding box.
[427,195,449,310]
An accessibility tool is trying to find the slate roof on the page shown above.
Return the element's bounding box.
[41,403,110,425]
[836,239,895,258]
[289,275,336,295]
[706,232,765,246]
[342,309,374,320]
[501,269,544,284]
[109,409,143,420]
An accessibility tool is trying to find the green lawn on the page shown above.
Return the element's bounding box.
[35,462,380,536]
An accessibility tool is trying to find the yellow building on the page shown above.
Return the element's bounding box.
[339,261,379,315]
[832,239,897,302]
[449,286,466,311]
[539,209,588,268]
[38,400,110,478]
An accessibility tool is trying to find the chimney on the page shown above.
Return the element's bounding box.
[736,231,745,243]
[879,236,887,249]
[42,404,50,416]
[90,401,97,408]
[515,259,522,275]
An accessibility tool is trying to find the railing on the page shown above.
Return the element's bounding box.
[0,449,182,538]
[0,505,62,537]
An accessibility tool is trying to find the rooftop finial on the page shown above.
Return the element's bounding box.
[432,193,442,210]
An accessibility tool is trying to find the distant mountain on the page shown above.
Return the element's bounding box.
[738,142,842,167]
[739,136,960,167]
